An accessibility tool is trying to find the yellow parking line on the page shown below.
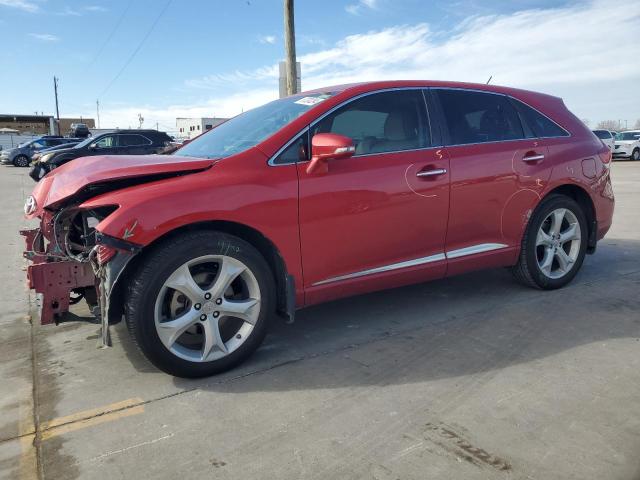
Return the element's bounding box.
[41,397,145,441]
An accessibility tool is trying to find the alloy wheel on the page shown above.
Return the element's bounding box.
[535,208,581,279]
[154,255,261,363]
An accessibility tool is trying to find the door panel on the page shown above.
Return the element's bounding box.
[432,88,551,266]
[444,140,548,255]
[298,148,449,299]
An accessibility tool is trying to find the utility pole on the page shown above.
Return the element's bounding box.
[53,76,60,135]
[96,99,101,128]
[283,0,298,95]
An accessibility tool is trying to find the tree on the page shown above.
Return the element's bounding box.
[596,120,619,131]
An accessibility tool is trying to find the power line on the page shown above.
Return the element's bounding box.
[83,0,134,74]
[98,0,173,100]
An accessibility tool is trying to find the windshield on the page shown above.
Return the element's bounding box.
[177,93,336,159]
[616,132,640,141]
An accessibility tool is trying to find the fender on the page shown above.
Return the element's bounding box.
[79,149,305,303]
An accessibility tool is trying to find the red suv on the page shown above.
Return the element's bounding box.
[23,81,614,377]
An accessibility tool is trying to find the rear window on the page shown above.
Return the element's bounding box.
[592,130,611,140]
[434,89,524,145]
[511,99,569,138]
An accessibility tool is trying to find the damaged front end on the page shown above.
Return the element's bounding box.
[22,202,139,345]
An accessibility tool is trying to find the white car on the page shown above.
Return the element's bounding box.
[592,129,615,150]
[613,130,640,160]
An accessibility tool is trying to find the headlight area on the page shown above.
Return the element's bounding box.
[52,205,120,263]
[21,204,131,329]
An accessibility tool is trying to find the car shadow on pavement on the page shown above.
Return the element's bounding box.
[109,238,640,391]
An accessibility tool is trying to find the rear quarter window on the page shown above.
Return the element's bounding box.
[511,99,569,138]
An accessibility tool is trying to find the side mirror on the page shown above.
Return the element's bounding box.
[89,143,98,150]
[306,133,355,175]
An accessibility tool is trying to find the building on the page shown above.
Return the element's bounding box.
[0,114,95,136]
[278,61,301,98]
[176,117,228,139]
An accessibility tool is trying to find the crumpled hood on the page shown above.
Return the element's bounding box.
[27,154,215,217]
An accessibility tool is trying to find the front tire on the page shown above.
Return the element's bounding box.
[512,194,587,289]
[125,231,275,377]
[632,148,640,161]
[13,155,30,167]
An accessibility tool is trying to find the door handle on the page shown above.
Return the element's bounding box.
[416,168,447,177]
[522,154,545,162]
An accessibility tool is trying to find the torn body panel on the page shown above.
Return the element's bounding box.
[21,205,139,341]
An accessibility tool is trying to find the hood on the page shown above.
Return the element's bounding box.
[615,140,637,145]
[27,154,215,216]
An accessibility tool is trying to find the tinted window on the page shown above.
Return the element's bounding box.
[592,130,611,140]
[273,130,309,165]
[119,134,152,146]
[312,90,429,155]
[511,99,569,138]
[435,89,524,145]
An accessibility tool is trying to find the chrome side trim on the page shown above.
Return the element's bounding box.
[311,253,446,286]
[445,243,508,259]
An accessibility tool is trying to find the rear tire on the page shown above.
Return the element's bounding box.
[125,231,275,377]
[632,148,640,161]
[511,194,587,289]
[13,155,30,167]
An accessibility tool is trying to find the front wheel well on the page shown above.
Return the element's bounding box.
[543,184,597,252]
[107,221,290,324]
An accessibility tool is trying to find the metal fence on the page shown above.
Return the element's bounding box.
[0,134,39,151]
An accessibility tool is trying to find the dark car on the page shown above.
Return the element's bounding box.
[29,129,173,181]
[1,136,80,167]
[69,123,91,138]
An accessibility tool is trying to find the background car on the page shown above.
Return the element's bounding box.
[1,136,79,167]
[29,129,173,180]
[613,130,640,160]
[592,129,615,150]
[69,123,91,138]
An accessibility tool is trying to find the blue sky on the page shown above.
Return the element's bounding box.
[1,0,639,132]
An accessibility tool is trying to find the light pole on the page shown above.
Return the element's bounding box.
[283,0,298,96]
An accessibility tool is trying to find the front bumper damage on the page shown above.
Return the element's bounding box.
[21,214,139,347]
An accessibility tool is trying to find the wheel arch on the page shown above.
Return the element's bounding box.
[542,183,597,253]
[107,220,292,324]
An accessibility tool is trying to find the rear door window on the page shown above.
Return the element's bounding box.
[434,89,524,145]
[312,90,430,155]
[119,134,152,147]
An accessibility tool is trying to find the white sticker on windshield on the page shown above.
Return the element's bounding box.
[294,96,327,106]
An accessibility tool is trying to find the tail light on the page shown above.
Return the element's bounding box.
[598,149,612,165]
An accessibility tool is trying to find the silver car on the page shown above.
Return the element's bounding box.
[0,137,78,167]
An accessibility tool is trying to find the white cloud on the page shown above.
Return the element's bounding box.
[95,0,640,128]
[0,0,39,12]
[259,35,277,45]
[346,0,378,15]
[84,5,107,12]
[96,89,277,132]
[28,33,59,42]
